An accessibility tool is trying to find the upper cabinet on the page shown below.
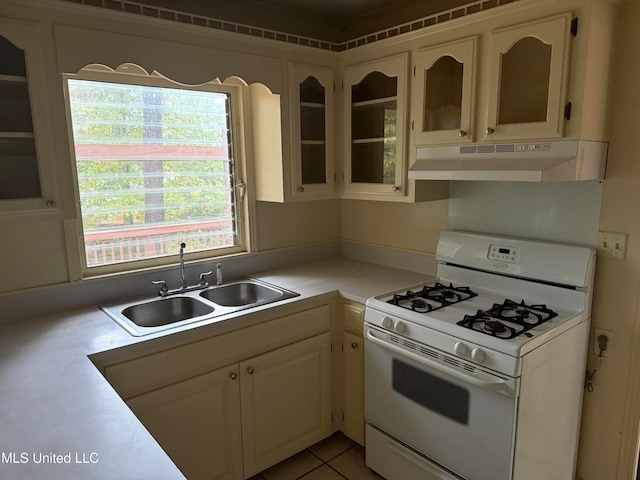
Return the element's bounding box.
[342,53,408,198]
[406,6,615,182]
[289,63,336,200]
[484,14,573,141]
[411,14,572,147]
[0,19,59,215]
[412,37,477,145]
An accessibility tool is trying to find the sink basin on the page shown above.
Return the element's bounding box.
[121,296,214,327]
[102,278,298,336]
[200,281,288,306]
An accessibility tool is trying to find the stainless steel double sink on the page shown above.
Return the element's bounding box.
[101,278,299,336]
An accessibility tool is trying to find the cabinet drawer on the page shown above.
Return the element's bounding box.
[105,302,331,398]
[343,300,365,335]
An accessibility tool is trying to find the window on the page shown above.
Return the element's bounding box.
[64,65,246,273]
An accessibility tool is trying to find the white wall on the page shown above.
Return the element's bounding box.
[448,180,603,246]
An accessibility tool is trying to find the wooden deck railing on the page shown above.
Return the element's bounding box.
[84,220,235,266]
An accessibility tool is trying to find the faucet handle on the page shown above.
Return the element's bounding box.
[152,280,169,295]
[198,271,213,286]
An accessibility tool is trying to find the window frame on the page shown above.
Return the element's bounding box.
[62,64,251,278]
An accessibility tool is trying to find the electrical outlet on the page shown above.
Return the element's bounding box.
[593,328,614,357]
[596,231,628,260]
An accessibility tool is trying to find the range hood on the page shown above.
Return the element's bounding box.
[409,140,608,182]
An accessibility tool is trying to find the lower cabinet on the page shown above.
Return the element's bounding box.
[124,331,332,480]
[127,366,243,480]
[341,300,365,446]
[343,331,364,445]
[240,333,332,477]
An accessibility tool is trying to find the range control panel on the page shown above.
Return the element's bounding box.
[488,244,521,263]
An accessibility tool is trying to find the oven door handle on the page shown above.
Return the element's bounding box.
[365,328,517,398]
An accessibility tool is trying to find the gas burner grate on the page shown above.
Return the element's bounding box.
[488,299,557,325]
[387,282,477,313]
[457,299,558,339]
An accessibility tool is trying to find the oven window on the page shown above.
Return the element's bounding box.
[392,359,469,424]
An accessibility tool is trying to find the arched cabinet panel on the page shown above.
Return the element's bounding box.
[412,37,477,145]
[0,19,60,215]
[485,13,573,141]
[289,63,335,200]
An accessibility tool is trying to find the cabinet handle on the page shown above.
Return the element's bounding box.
[46,200,56,208]
[392,186,400,192]
[485,127,495,135]
[229,372,238,380]
[246,367,255,374]
[458,130,467,138]
[351,342,359,349]
[297,186,305,193]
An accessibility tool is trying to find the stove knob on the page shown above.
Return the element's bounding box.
[471,348,487,363]
[394,320,407,334]
[454,342,469,357]
[382,317,394,329]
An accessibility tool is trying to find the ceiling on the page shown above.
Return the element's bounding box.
[134,0,474,43]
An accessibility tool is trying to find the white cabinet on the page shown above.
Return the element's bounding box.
[412,14,573,146]
[127,333,332,479]
[289,63,336,200]
[342,53,408,198]
[343,331,364,446]
[484,13,573,141]
[412,37,478,145]
[0,19,59,215]
[240,333,332,477]
[341,300,365,446]
[127,366,243,480]
[99,301,334,479]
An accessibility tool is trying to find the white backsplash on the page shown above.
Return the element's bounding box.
[342,241,438,276]
[448,180,603,247]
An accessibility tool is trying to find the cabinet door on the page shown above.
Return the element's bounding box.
[343,331,364,446]
[342,300,364,336]
[127,367,243,480]
[343,53,408,197]
[412,37,477,145]
[485,13,573,141]
[0,19,59,215]
[240,332,332,477]
[289,63,335,200]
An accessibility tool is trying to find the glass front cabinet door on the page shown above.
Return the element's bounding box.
[342,53,408,198]
[485,13,573,141]
[412,37,477,146]
[289,63,335,200]
[0,19,58,215]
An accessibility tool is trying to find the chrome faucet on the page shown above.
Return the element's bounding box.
[152,242,213,296]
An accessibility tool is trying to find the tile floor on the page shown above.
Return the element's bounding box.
[249,432,383,480]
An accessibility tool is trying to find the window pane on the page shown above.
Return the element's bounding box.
[392,359,469,424]
[350,72,397,185]
[498,37,551,125]
[424,55,463,132]
[67,79,238,268]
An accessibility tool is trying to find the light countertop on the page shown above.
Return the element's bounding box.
[0,258,433,479]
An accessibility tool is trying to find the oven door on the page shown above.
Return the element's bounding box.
[364,324,519,480]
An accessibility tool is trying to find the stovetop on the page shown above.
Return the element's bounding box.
[366,272,588,362]
[385,279,563,336]
[387,282,478,313]
[459,299,558,339]
[365,231,594,377]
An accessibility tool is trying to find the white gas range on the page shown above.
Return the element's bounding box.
[364,231,595,480]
